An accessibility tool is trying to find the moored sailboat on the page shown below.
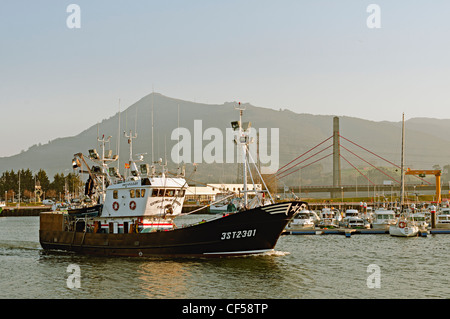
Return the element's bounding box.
[389,114,419,237]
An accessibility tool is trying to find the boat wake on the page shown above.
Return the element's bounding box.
[0,240,42,251]
[263,250,291,257]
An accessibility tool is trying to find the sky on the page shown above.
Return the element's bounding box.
[1,1,450,158]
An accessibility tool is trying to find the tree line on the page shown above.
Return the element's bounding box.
[0,169,83,202]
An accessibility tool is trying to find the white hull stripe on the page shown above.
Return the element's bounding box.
[261,203,292,215]
[203,249,274,255]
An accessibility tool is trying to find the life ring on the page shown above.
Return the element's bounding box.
[398,221,406,229]
[130,201,136,210]
[164,204,173,216]
[112,202,119,211]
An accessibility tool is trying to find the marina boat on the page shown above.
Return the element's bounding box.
[285,209,315,230]
[389,216,419,237]
[318,208,339,229]
[310,210,321,226]
[372,209,397,230]
[342,209,370,229]
[39,105,302,257]
[436,207,450,229]
[410,210,429,231]
[389,114,419,238]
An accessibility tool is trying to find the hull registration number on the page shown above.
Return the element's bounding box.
[221,229,257,240]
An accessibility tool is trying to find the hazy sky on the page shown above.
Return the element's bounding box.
[1,1,450,157]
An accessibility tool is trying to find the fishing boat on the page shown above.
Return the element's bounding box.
[389,114,419,237]
[39,104,302,257]
[285,209,315,230]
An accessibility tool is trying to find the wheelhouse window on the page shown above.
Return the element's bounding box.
[177,189,186,197]
[113,190,118,199]
[130,189,135,198]
[166,189,176,197]
[150,188,182,197]
[141,189,146,197]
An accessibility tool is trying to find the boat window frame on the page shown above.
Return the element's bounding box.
[113,190,118,199]
[130,189,135,198]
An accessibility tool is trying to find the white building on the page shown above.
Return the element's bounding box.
[185,184,262,204]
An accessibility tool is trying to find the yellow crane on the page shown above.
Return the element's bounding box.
[405,169,441,203]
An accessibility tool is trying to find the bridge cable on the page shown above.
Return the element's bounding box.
[340,144,400,184]
[274,136,333,176]
[340,134,431,185]
[277,152,333,180]
[340,154,376,186]
[274,144,333,178]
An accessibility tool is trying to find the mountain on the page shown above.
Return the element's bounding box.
[1,93,450,186]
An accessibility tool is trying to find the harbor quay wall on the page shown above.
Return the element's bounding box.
[0,207,49,217]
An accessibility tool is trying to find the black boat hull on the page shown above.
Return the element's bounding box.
[40,201,305,257]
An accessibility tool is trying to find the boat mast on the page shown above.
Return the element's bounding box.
[124,130,139,178]
[400,113,405,213]
[97,134,112,203]
[241,107,248,207]
[233,102,249,207]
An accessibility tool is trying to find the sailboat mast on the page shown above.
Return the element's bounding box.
[400,113,405,212]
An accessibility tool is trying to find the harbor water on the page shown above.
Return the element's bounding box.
[1,215,449,299]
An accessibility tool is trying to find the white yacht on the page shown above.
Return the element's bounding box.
[372,209,397,230]
[286,209,315,230]
[318,208,339,229]
[410,210,429,231]
[436,207,450,229]
[342,209,370,229]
